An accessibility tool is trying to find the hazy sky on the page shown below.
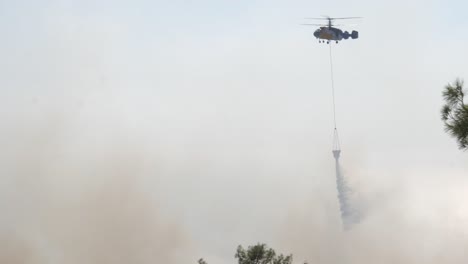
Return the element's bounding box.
[1,1,468,263]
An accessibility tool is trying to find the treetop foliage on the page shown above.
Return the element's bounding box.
[199,243,294,264]
[235,244,293,264]
[441,78,468,150]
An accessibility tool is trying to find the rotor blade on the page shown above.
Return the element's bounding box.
[330,17,362,20]
[301,23,326,26]
[305,17,362,21]
[332,24,358,26]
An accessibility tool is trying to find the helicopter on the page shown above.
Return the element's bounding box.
[303,16,361,44]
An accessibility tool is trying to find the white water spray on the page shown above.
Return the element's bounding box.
[333,147,359,230]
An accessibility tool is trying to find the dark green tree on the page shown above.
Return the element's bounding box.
[199,243,295,264]
[441,78,468,150]
[235,244,293,264]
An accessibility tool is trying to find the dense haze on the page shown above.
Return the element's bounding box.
[1,0,468,263]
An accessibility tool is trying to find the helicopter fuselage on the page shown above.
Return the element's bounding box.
[314,26,358,42]
[314,27,342,40]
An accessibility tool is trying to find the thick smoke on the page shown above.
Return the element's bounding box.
[3,2,468,264]
[0,110,192,264]
[0,8,195,261]
[279,158,468,264]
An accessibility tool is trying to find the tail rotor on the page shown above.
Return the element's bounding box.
[343,31,350,39]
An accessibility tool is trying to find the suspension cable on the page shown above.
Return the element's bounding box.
[329,43,341,151]
[329,43,337,130]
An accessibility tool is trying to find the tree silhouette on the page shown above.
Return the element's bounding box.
[199,243,294,264]
[441,78,468,150]
[235,244,292,264]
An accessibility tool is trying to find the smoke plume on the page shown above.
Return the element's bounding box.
[0,109,192,264]
[279,159,468,264]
